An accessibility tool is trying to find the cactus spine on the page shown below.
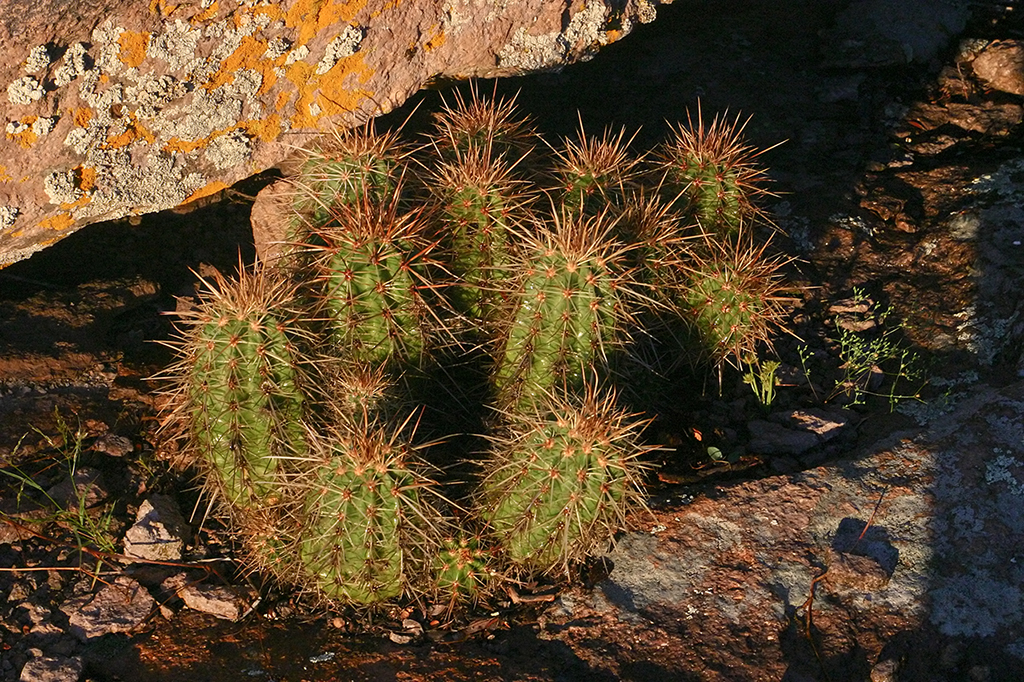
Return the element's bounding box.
[479,387,649,574]
[492,209,634,411]
[165,266,307,515]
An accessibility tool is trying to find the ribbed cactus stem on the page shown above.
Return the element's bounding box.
[479,387,650,574]
[308,194,434,369]
[296,423,440,605]
[429,148,528,323]
[684,238,788,366]
[552,126,639,218]
[169,266,307,514]
[291,124,407,231]
[493,210,631,410]
[656,109,768,238]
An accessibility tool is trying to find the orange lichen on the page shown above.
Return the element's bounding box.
[286,0,369,48]
[0,165,10,183]
[118,31,151,69]
[78,166,97,193]
[192,0,219,22]
[105,117,156,148]
[71,108,93,128]
[285,53,374,129]
[6,119,38,149]
[422,24,446,52]
[204,36,278,94]
[186,180,228,204]
[240,115,282,143]
[163,136,208,155]
[275,90,291,112]
[38,213,75,231]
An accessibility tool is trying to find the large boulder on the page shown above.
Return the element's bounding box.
[0,0,665,266]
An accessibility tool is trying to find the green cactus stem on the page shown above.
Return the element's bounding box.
[306,190,438,369]
[291,122,409,233]
[433,534,497,609]
[427,146,532,324]
[163,264,307,514]
[493,209,635,411]
[429,85,539,166]
[295,420,441,605]
[683,237,790,366]
[478,387,651,575]
[551,125,640,218]
[655,108,771,238]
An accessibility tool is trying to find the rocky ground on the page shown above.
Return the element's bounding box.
[3,1,1024,680]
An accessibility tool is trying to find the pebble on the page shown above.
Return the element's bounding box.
[123,494,190,562]
[18,654,83,682]
[62,576,155,641]
[179,582,256,621]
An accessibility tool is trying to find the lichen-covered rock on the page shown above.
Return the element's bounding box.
[0,0,669,267]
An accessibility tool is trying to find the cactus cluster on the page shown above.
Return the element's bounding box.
[161,88,789,614]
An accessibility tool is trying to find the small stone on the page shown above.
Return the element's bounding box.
[92,433,133,457]
[826,548,891,591]
[870,658,899,682]
[774,408,851,443]
[63,576,154,641]
[18,655,83,682]
[747,420,819,455]
[179,583,255,621]
[123,495,190,562]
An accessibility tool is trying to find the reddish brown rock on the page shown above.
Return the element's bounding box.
[0,0,668,267]
[971,40,1024,96]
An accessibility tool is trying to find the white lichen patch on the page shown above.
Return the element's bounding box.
[147,20,204,73]
[91,22,128,76]
[986,452,1024,497]
[285,44,310,65]
[497,1,609,72]
[316,26,364,75]
[73,147,205,220]
[154,69,262,141]
[205,130,252,170]
[54,43,89,87]
[7,76,44,105]
[0,206,19,230]
[43,169,86,205]
[5,120,28,135]
[24,45,52,73]
[264,37,292,60]
[31,116,56,137]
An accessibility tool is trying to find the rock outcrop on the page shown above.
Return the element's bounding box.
[0,0,665,267]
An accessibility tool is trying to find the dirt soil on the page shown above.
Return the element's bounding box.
[3,1,1024,680]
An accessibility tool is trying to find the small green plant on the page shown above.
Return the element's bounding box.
[827,295,927,410]
[743,356,781,408]
[0,412,120,578]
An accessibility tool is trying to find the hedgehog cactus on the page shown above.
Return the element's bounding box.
[684,238,789,366]
[306,191,436,369]
[479,387,650,574]
[291,123,408,232]
[656,109,769,237]
[551,126,639,218]
[163,265,307,515]
[427,147,531,324]
[492,209,636,411]
[294,421,441,605]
